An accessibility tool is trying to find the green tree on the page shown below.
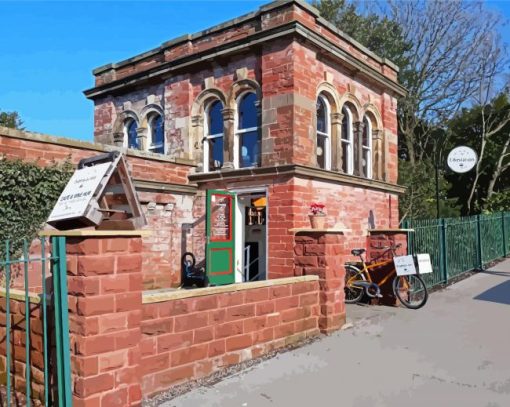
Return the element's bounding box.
[447,93,510,214]
[0,110,24,130]
[312,0,410,68]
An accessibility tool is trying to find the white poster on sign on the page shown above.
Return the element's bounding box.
[48,162,111,222]
[416,254,433,274]
[393,255,417,276]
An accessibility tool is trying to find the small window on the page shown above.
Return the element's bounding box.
[316,95,331,170]
[341,106,353,174]
[236,92,261,168]
[148,114,165,154]
[125,119,139,150]
[362,117,372,178]
[204,100,224,171]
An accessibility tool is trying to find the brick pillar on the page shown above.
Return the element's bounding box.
[366,230,408,306]
[65,232,145,407]
[294,232,346,334]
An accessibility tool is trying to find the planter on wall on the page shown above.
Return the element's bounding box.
[309,214,327,229]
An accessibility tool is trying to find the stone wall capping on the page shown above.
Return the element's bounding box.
[368,229,415,233]
[289,228,347,234]
[0,288,42,304]
[0,125,196,167]
[39,229,152,237]
[142,275,319,303]
[134,179,198,195]
[188,164,406,195]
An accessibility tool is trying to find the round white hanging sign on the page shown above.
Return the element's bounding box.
[447,146,477,173]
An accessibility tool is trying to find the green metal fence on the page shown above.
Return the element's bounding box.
[403,212,510,289]
[0,236,72,406]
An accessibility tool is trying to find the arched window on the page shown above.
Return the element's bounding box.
[236,92,260,168]
[316,94,331,170]
[148,114,165,154]
[204,100,224,171]
[125,119,139,150]
[341,106,353,174]
[362,117,372,178]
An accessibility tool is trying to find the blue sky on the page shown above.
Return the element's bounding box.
[1,0,509,142]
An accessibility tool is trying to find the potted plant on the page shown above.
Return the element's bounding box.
[309,203,327,229]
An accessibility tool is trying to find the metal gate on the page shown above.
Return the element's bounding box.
[1,236,72,406]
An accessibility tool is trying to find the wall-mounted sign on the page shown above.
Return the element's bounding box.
[48,162,111,222]
[394,255,417,276]
[416,254,433,274]
[447,146,477,173]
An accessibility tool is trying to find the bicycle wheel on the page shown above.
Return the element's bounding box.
[393,274,428,309]
[344,265,365,304]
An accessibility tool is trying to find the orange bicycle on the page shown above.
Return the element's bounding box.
[344,244,428,309]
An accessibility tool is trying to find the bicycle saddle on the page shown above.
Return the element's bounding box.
[351,248,366,256]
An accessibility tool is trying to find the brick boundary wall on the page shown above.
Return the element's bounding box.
[294,232,347,333]
[37,231,321,405]
[140,277,320,397]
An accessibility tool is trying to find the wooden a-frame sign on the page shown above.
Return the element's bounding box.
[47,152,146,230]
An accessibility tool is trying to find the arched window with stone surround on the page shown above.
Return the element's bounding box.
[236,92,260,168]
[362,116,372,178]
[124,118,140,150]
[147,114,165,154]
[204,99,224,172]
[316,94,331,170]
[341,106,354,174]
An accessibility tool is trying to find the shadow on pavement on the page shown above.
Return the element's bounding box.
[473,279,510,305]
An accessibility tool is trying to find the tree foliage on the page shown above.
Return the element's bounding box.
[313,0,508,219]
[0,110,24,130]
[0,157,72,250]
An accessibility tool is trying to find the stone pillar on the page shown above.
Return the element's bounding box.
[331,112,343,172]
[64,231,146,407]
[221,108,235,169]
[294,232,346,334]
[136,127,148,150]
[353,121,364,177]
[372,129,383,180]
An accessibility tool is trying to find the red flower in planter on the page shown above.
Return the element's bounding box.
[309,203,326,216]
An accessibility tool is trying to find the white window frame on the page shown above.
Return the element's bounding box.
[147,114,165,154]
[363,117,373,179]
[234,91,259,169]
[341,106,354,175]
[203,100,224,173]
[316,94,331,171]
[123,118,138,150]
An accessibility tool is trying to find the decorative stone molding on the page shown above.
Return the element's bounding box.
[113,131,124,147]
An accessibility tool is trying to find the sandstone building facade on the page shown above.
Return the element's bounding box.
[82,0,407,289]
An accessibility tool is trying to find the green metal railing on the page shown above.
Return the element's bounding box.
[0,236,72,406]
[404,212,510,289]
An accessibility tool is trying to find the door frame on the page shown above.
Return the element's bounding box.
[230,187,269,282]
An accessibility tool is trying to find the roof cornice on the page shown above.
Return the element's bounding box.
[84,21,406,100]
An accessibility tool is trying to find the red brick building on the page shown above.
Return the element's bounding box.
[83,0,406,290]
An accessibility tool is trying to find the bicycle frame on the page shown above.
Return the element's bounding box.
[347,246,400,289]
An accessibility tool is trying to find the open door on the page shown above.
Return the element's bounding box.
[206,190,236,285]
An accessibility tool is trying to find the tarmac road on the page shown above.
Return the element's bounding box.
[162,260,510,407]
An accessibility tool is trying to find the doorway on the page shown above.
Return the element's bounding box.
[235,191,267,283]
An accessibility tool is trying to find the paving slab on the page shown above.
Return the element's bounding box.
[160,260,510,407]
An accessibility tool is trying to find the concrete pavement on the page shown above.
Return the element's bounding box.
[162,260,510,407]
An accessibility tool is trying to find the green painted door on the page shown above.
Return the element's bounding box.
[206,189,236,285]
